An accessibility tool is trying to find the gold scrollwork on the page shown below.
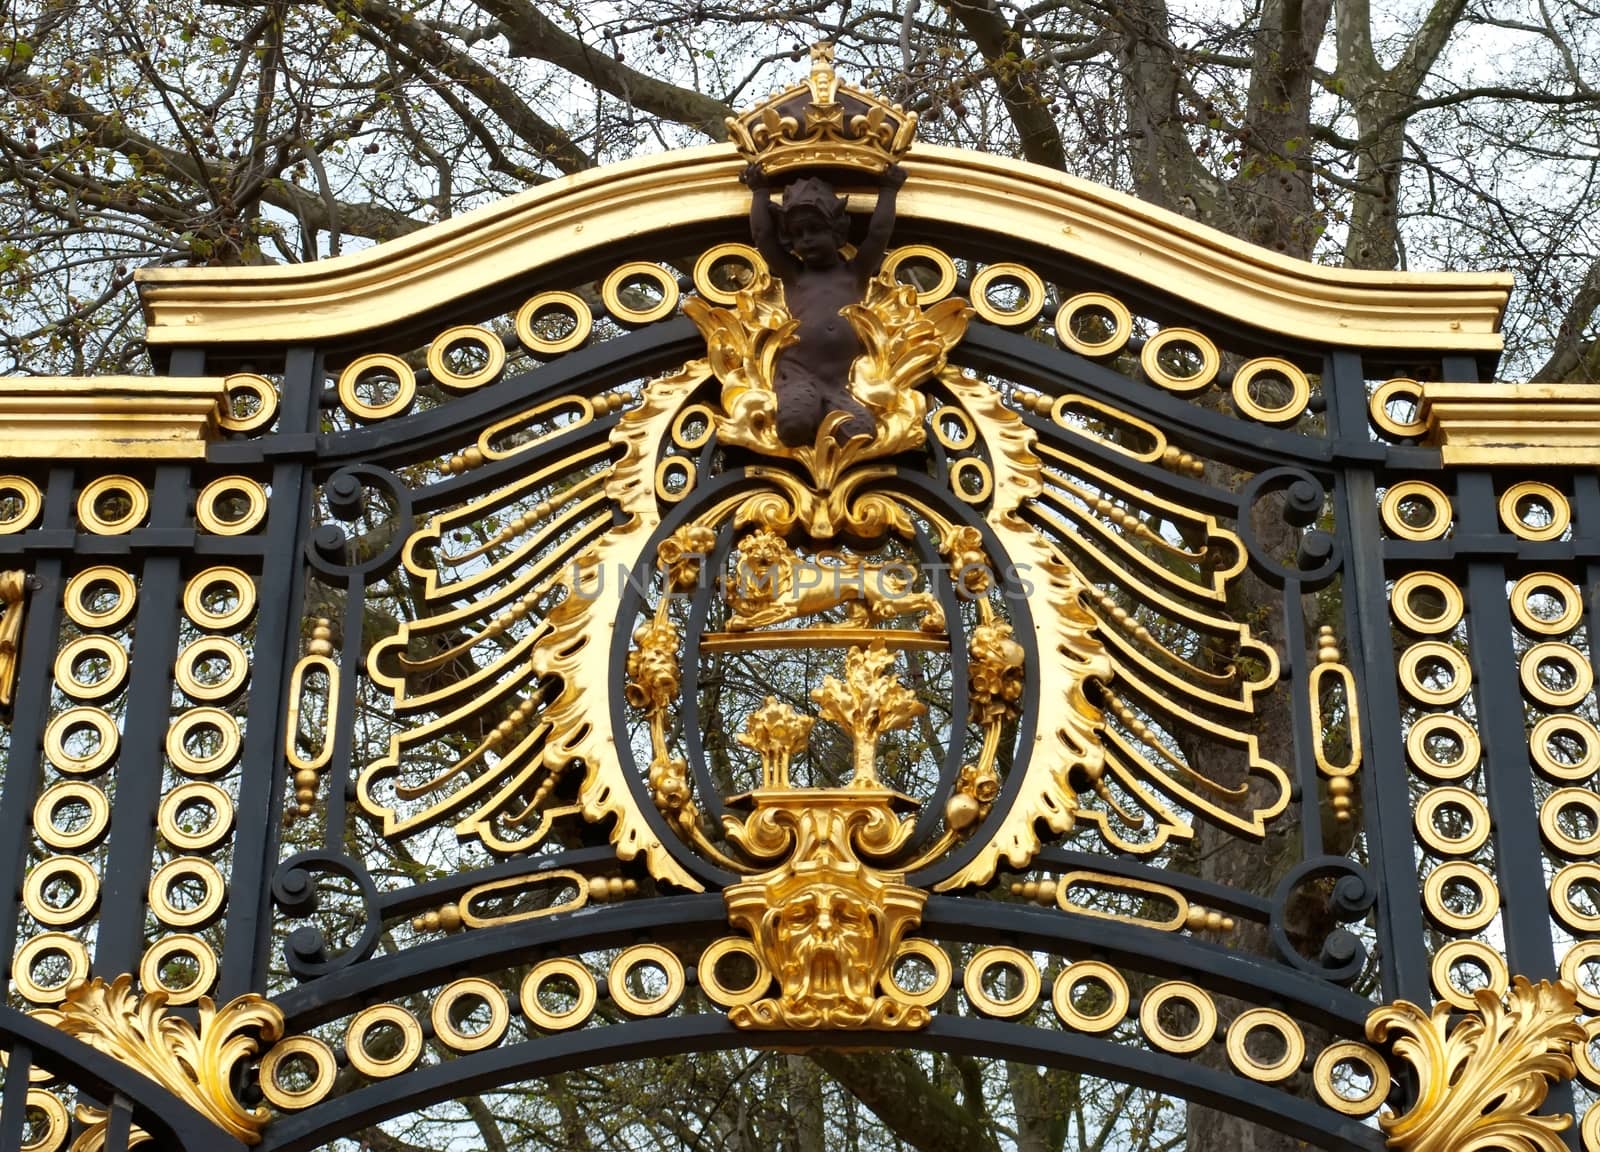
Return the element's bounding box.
[1531,714,1600,782]
[515,290,593,355]
[23,856,99,928]
[1423,860,1499,932]
[1226,1008,1305,1083]
[139,934,218,1006]
[1499,480,1569,541]
[183,567,255,631]
[1521,642,1592,708]
[174,637,249,702]
[427,324,506,391]
[158,780,235,852]
[13,933,89,1004]
[1140,328,1219,395]
[166,707,242,777]
[1139,981,1217,1055]
[345,1004,423,1078]
[692,243,765,306]
[431,978,510,1052]
[53,636,128,702]
[77,476,148,535]
[1313,1040,1392,1117]
[698,938,771,1009]
[963,946,1040,1019]
[1542,788,1600,857]
[195,477,267,536]
[148,857,226,928]
[34,781,110,851]
[0,475,42,533]
[1430,940,1508,1011]
[881,940,952,1010]
[1051,961,1128,1034]
[1054,292,1131,357]
[1415,787,1490,856]
[1398,641,1471,707]
[521,958,597,1031]
[1511,573,1582,636]
[219,373,278,434]
[1381,481,1452,541]
[1369,378,1428,439]
[1406,714,1480,781]
[970,263,1046,327]
[609,944,685,1018]
[880,244,957,304]
[44,707,118,775]
[259,1036,337,1110]
[1391,571,1464,636]
[1230,357,1311,426]
[1366,977,1582,1152]
[602,261,680,325]
[337,353,416,422]
[65,566,136,629]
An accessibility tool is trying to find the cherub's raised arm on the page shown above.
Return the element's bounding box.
[741,165,795,277]
[855,164,907,277]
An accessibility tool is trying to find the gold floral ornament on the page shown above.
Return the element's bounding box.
[811,642,927,788]
[54,974,284,1145]
[1365,976,1583,1152]
[738,697,815,788]
[968,620,1026,726]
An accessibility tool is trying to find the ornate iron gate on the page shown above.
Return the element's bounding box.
[1,50,1595,1152]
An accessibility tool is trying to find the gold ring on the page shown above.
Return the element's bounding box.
[1405,714,1479,781]
[1499,481,1569,541]
[1414,787,1490,856]
[930,406,976,451]
[175,637,249,703]
[219,373,278,434]
[77,476,148,535]
[1225,1007,1304,1083]
[1051,961,1128,1034]
[1422,860,1499,932]
[951,457,993,504]
[1552,862,1600,933]
[1139,981,1217,1054]
[970,263,1046,327]
[963,946,1040,1019]
[1531,714,1600,782]
[1380,481,1451,541]
[196,477,267,536]
[64,566,137,629]
[345,1004,423,1078]
[1577,1017,1600,1086]
[166,707,242,777]
[1520,641,1592,708]
[1542,788,1600,858]
[158,781,235,852]
[1054,292,1131,357]
[19,1088,68,1149]
[139,933,218,1005]
[515,291,593,356]
[1586,1103,1600,1152]
[1511,573,1582,636]
[654,456,696,503]
[692,243,765,306]
[601,262,679,325]
[149,856,226,928]
[53,635,128,701]
[1431,939,1506,1011]
[1397,641,1471,706]
[1312,1040,1391,1116]
[43,708,118,775]
[427,325,505,392]
[337,353,416,422]
[698,938,770,1009]
[1368,378,1428,439]
[882,939,952,1010]
[34,782,110,851]
[1562,941,1600,1012]
[1231,357,1310,426]
[1389,571,1463,635]
[608,944,685,1018]
[183,567,256,631]
[521,957,597,1031]
[881,245,957,303]
[23,856,99,928]
[12,933,89,1004]
[1140,328,1219,395]
[259,1036,338,1110]
[431,977,510,1052]
[671,404,717,451]
[0,475,43,533]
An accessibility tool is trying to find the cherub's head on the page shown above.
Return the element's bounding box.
[777,178,851,268]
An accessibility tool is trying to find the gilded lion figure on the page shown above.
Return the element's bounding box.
[724,529,944,633]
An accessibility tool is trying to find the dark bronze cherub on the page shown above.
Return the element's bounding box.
[742,163,907,446]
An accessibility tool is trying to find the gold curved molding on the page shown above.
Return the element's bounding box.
[138,144,1509,353]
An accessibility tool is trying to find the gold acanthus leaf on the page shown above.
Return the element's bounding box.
[54,975,284,1145]
[1365,976,1583,1152]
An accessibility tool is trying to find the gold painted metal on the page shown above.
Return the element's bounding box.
[139,934,218,1006]
[77,476,148,534]
[195,477,267,536]
[881,940,952,1010]
[515,290,593,355]
[1562,942,1600,1012]
[0,1011,59,1082]
[457,869,588,928]
[520,958,597,1031]
[609,944,686,1018]
[602,261,680,325]
[1051,961,1128,1033]
[672,403,717,450]
[1366,977,1583,1152]
[930,404,976,450]
[1423,860,1499,932]
[166,707,242,777]
[969,263,1046,327]
[427,325,505,391]
[1225,1008,1305,1084]
[431,978,510,1051]
[43,707,118,775]
[1309,628,1362,822]
[0,476,42,532]
[1541,788,1600,857]
[692,243,765,306]
[66,566,136,629]
[285,621,338,819]
[1381,481,1452,541]
[654,455,696,502]
[218,373,277,434]
[1511,573,1582,636]
[1407,713,1481,781]
[184,567,254,631]
[1230,357,1310,426]
[1587,1104,1600,1151]
[337,353,416,422]
[1370,378,1428,440]
[1054,292,1132,357]
[1391,571,1464,636]
[1139,981,1217,1055]
[1139,328,1219,395]
[344,1004,423,1078]
[148,857,225,928]
[1415,787,1490,856]
[1552,862,1600,934]
[13,934,89,1003]
[34,781,110,851]
[258,1036,337,1110]
[1419,382,1600,465]
[17,1088,68,1149]
[1052,870,1187,932]
[736,698,815,790]
[1578,1017,1600,1086]
[1531,714,1600,782]
[174,636,248,702]
[1430,940,1509,1011]
[23,856,98,928]
[1499,481,1570,541]
[158,781,235,852]
[1313,1040,1392,1117]
[950,457,993,504]
[0,570,25,707]
[724,531,945,634]
[812,645,928,787]
[698,938,772,1008]
[1398,641,1471,706]
[53,636,128,702]
[1521,642,1592,708]
[962,946,1040,1019]
[879,244,957,304]
[0,378,227,457]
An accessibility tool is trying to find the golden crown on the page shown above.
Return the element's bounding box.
[727,44,917,177]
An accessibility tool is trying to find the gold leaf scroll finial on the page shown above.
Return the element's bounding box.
[55,975,285,1145]
[0,569,28,707]
[1365,976,1583,1152]
[812,642,927,788]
